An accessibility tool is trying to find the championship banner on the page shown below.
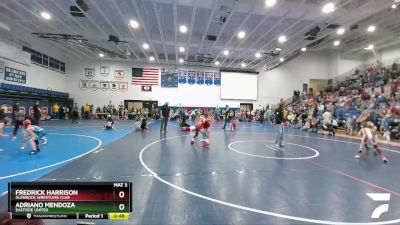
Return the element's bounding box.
[110,81,120,92]
[178,70,187,84]
[79,79,89,90]
[114,70,124,80]
[214,71,221,86]
[85,68,95,79]
[89,80,100,91]
[196,71,205,85]
[142,86,152,92]
[161,68,178,87]
[100,81,109,91]
[100,66,110,77]
[187,71,196,85]
[119,81,128,92]
[205,72,213,86]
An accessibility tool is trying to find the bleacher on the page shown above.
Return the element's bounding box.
[0,82,69,98]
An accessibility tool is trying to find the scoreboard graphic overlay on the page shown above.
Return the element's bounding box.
[8,182,132,220]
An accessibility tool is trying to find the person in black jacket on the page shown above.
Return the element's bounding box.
[12,102,19,122]
[160,102,170,132]
[274,103,285,149]
[32,101,41,125]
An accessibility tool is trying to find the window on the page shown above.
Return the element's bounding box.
[60,62,65,73]
[55,59,60,72]
[49,57,55,70]
[34,51,42,65]
[42,54,49,68]
[22,45,66,74]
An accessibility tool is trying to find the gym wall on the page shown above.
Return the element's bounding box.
[66,59,259,108]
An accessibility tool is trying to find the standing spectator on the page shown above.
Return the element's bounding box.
[64,106,70,120]
[266,107,274,124]
[83,104,90,119]
[72,103,79,124]
[33,101,41,125]
[160,102,170,132]
[52,103,60,120]
[222,105,231,130]
[12,102,20,122]
[274,103,284,148]
[215,106,221,121]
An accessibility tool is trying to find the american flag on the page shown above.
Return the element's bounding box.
[132,68,159,86]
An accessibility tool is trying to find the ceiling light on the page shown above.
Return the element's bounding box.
[99,53,104,57]
[265,0,277,7]
[223,50,229,56]
[241,63,246,68]
[364,44,374,50]
[129,20,139,29]
[179,25,188,33]
[278,35,287,43]
[40,11,51,20]
[333,40,340,46]
[280,57,284,62]
[322,2,335,14]
[275,47,282,51]
[367,25,376,32]
[255,52,261,58]
[301,47,307,52]
[237,31,246,39]
[336,27,345,35]
[149,56,155,61]
[215,61,220,66]
[179,46,185,52]
[179,58,184,63]
[392,4,397,9]
[142,43,149,50]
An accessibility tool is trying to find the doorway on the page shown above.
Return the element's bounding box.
[240,103,253,112]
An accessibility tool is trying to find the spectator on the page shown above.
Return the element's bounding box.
[33,101,41,125]
[160,102,170,132]
[72,103,79,124]
[83,104,90,119]
[52,103,60,120]
[12,102,19,122]
[222,105,231,130]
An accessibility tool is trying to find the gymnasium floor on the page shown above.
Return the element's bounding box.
[1,120,400,225]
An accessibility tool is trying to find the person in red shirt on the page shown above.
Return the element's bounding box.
[190,117,211,147]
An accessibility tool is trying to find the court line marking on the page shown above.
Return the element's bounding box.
[0,133,102,180]
[228,140,319,160]
[139,133,400,225]
[233,131,400,154]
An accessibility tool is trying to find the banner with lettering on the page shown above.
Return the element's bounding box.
[205,72,213,86]
[178,70,187,84]
[214,71,221,86]
[196,71,205,85]
[4,67,26,84]
[188,71,196,85]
